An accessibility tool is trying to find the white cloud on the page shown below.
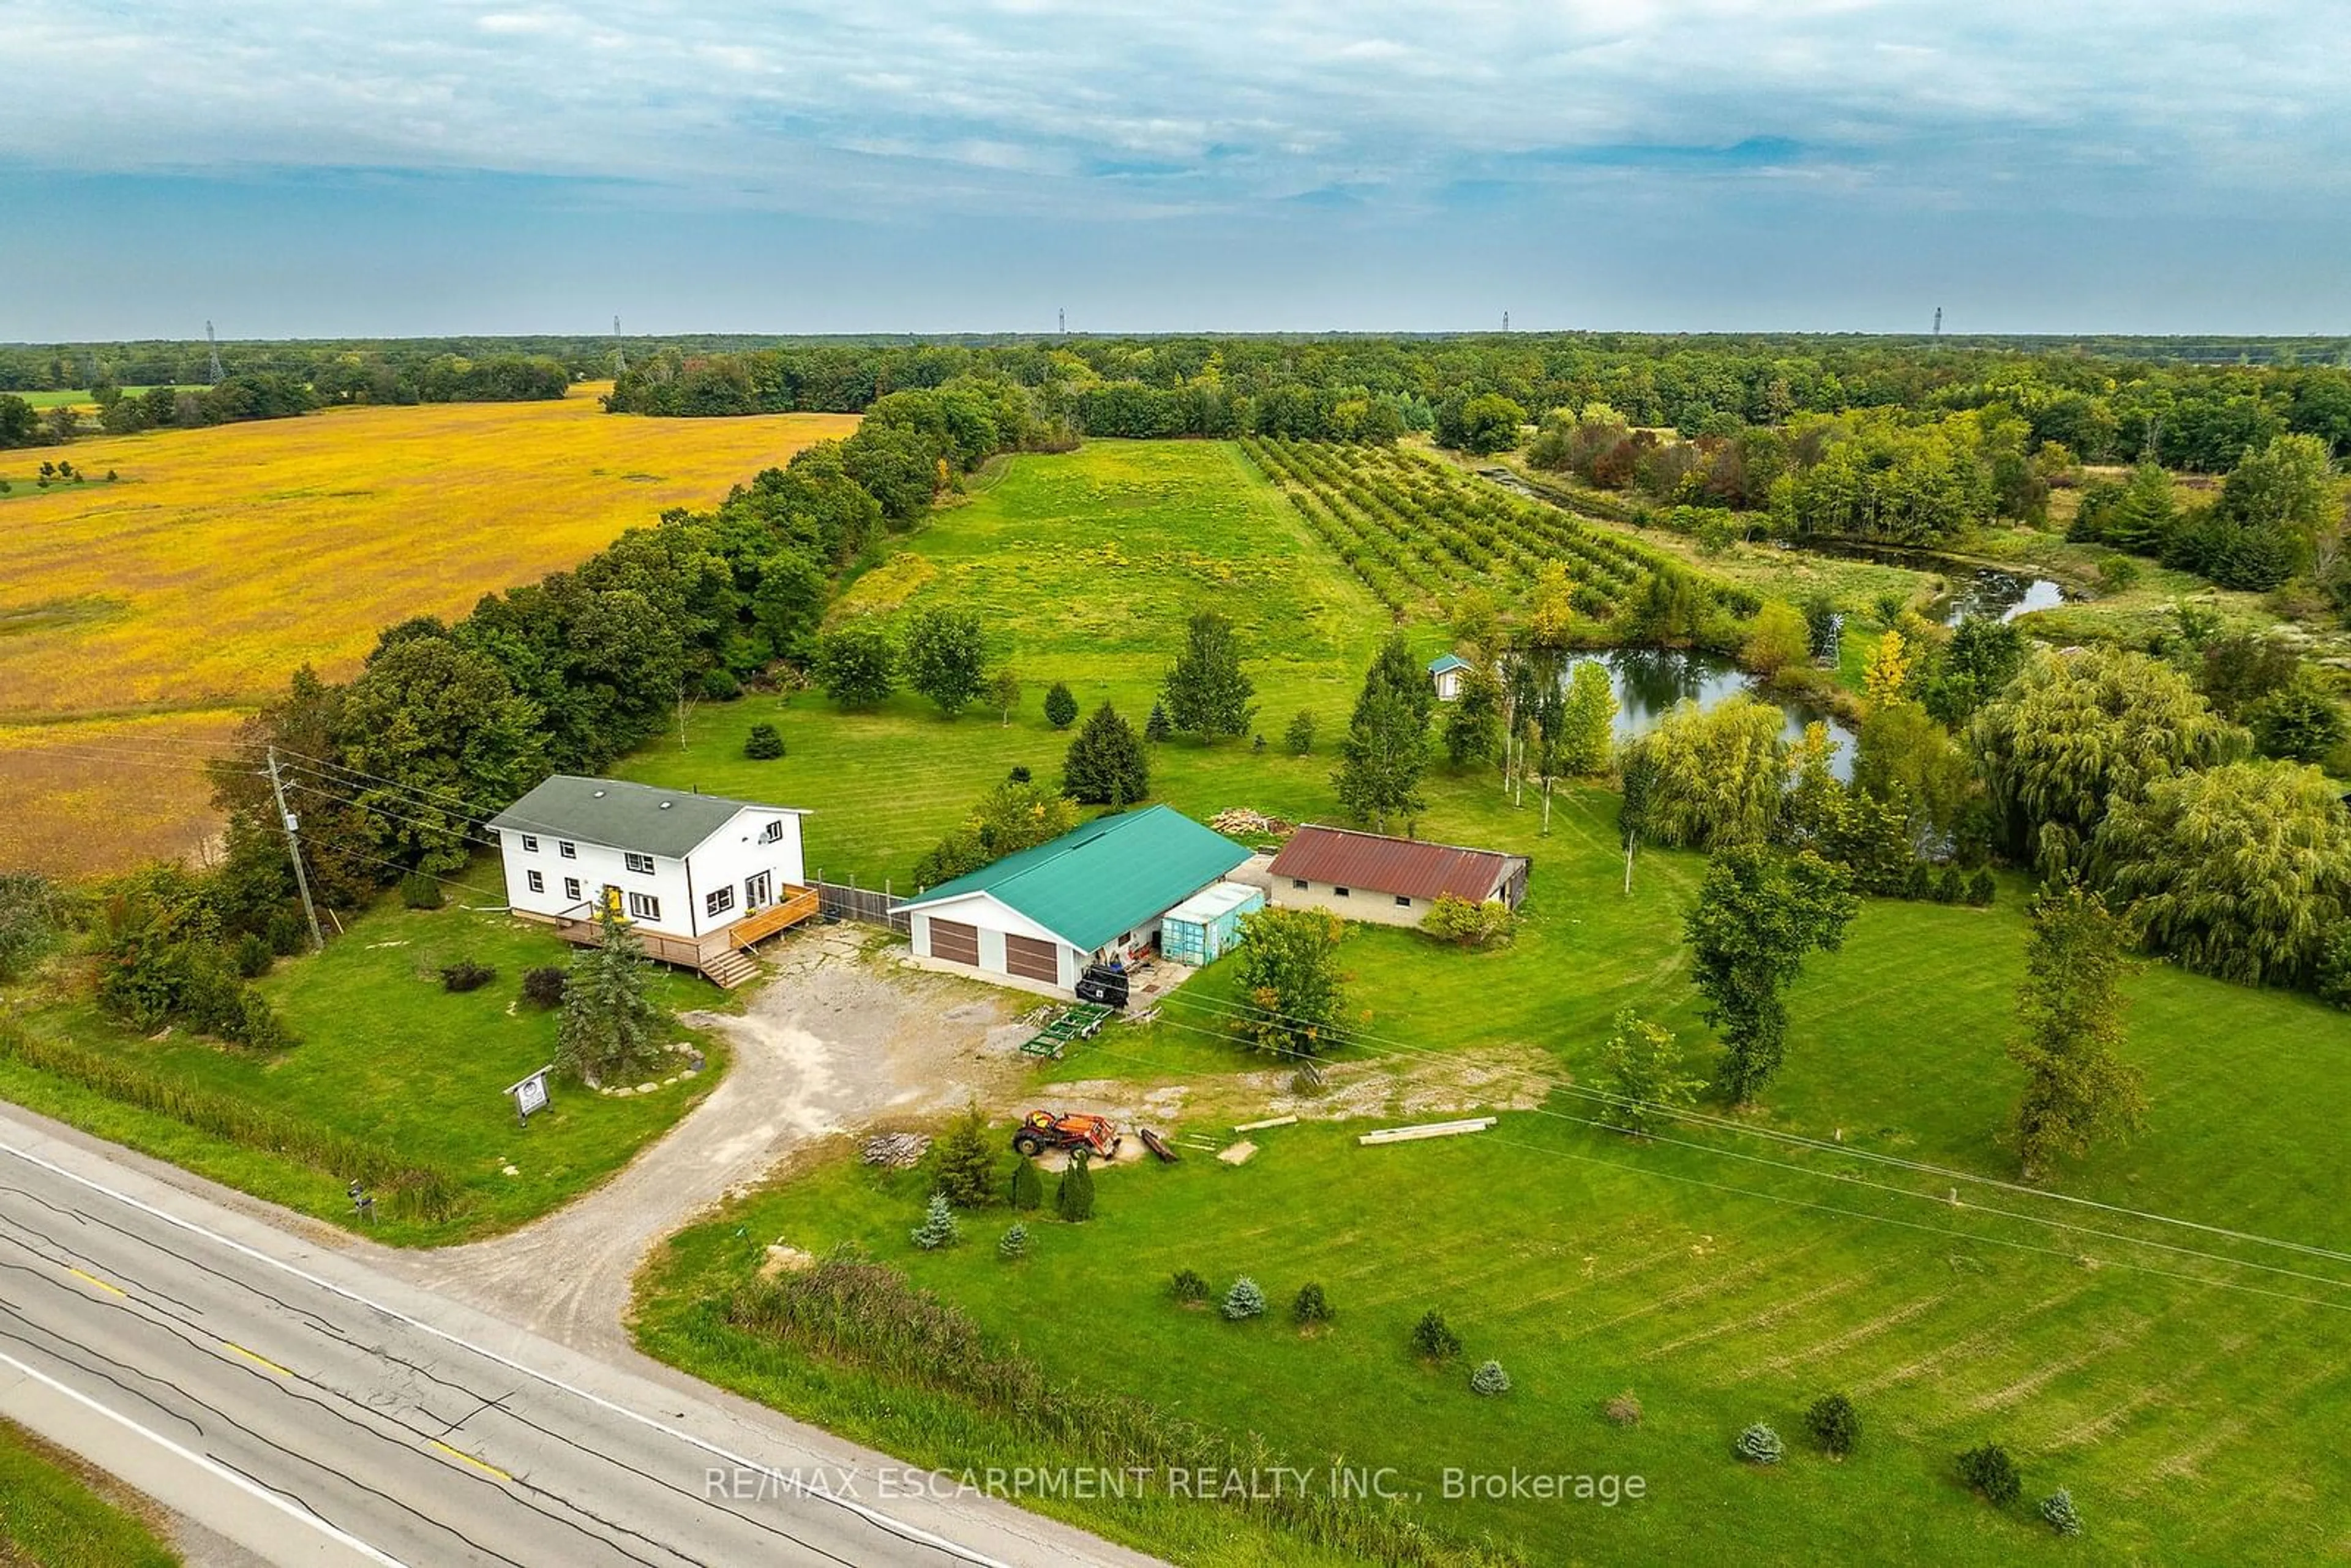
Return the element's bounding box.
[2,0,2343,223]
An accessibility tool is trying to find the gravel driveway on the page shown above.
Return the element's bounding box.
[391,925,1034,1355]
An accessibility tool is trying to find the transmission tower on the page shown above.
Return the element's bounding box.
[1502,310,1510,332]
[1933,306,1943,341]
[612,315,626,376]
[1057,307,1065,337]
[205,321,224,384]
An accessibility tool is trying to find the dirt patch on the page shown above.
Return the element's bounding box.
[1052,1040,1557,1135]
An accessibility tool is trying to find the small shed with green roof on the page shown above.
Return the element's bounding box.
[893,805,1251,994]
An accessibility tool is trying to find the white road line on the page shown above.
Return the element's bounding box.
[0,1139,1013,1568]
[0,1345,410,1568]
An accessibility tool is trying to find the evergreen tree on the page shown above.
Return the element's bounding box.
[1158,610,1256,739]
[1442,664,1504,767]
[1043,680,1079,729]
[1333,635,1431,831]
[1222,1275,1267,1320]
[1061,703,1150,804]
[2008,878,2145,1182]
[1284,709,1317,755]
[557,902,664,1085]
[932,1102,999,1208]
[1805,1392,1861,1457]
[1008,1155,1043,1210]
[2040,1489,2083,1538]
[910,1191,960,1250]
[1470,1360,1512,1396]
[1686,846,1859,1105]
[1145,702,1172,743]
[997,1223,1030,1259]
[1054,1147,1096,1221]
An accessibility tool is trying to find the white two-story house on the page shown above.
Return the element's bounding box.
[488,775,814,987]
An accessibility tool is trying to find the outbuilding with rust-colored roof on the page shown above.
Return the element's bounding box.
[1265,824,1530,928]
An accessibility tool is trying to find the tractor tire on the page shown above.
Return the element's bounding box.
[1013,1134,1044,1157]
[1109,1137,1123,1158]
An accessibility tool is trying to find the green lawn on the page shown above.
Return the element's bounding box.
[9,861,725,1245]
[0,1419,180,1567]
[631,440,2351,1566]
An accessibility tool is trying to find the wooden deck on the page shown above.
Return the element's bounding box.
[551,884,822,986]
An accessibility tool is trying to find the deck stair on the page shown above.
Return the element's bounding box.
[702,950,760,989]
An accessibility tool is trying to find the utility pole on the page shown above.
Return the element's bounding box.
[266,747,326,951]
[612,315,626,376]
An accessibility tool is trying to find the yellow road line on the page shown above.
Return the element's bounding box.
[429,1439,511,1482]
[222,1341,293,1379]
[65,1266,125,1298]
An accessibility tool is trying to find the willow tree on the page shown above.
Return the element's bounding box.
[2093,760,2351,987]
[1618,695,1785,851]
[1970,647,2246,876]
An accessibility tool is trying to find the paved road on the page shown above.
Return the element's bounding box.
[0,1109,1163,1568]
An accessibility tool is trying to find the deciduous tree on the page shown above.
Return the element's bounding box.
[1232,907,1347,1059]
[901,606,987,716]
[1158,610,1257,740]
[814,621,898,708]
[1685,846,1859,1105]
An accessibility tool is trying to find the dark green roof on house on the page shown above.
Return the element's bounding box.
[896,805,1250,951]
[487,775,798,859]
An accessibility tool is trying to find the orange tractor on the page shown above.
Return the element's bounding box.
[1011,1109,1122,1160]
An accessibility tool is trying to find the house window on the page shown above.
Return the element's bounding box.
[627,891,661,921]
[759,819,784,844]
[1334,886,1350,898]
[564,877,580,901]
[1395,895,1412,907]
[559,841,577,859]
[1290,877,1308,890]
[623,852,656,875]
[705,886,737,920]
[525,870,544,894]
[520,834,538,853]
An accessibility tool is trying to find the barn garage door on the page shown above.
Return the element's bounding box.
[1005,934,1060,983]
[928,918,980,966]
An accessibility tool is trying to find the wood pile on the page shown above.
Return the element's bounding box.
[1210,808,1295,837]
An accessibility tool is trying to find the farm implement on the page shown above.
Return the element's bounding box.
[1018,1001,1113,1059]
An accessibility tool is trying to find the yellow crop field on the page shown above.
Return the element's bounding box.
[0,391,858,876]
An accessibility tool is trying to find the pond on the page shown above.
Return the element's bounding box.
[1551,647,1858,779]
[1933,565,2066,625]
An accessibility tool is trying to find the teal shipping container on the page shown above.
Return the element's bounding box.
[1158,882,1265,965]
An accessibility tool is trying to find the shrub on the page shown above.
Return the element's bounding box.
[701,666,743,702]
[399,872,444,910]
[1411,1310,1463,1362]
[997,1223,1030,1260]
[231,990,291,1051]
[1604,1390,1643,1428]
[520,966,568,1008]
[932,1103,999,1209]
[1469,1360,1512,1396]
[1007,764,1032,784]
[1960,1442,2022,1506]
[1420,893,1517,948]
[1967,867,1997,906]
[1222,1276,1267,1320]
[1169,1268,1210,1306]
[2041,1488,2083,1537]
[1043,681,1079,729]
[231,931,274,979]
[2319,923,2351,1010]
[1054,1148,1095,1221]
[439,959,495,993]
[264,910,308,956]
[0,872,64,982]
[1734,1423,1785,1465]
[1291,1281,1333,1327]
[1008,1155,1043,1210]
[910,1191,960,1250]
[2096,553,2140,593]
[1806,1392,1859,1457]
[1284,709,1317,754]
[743,722,786,760]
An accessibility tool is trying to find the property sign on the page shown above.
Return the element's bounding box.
[506,1065,554,1125]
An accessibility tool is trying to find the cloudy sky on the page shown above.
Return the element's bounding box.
[2,1,2344,338]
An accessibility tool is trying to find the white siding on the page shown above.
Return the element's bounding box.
[908,894,1083,994]
[495,806,806,942]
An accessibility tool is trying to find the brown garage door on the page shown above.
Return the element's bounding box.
[1005,934,1060,983]
[928,918,980,966]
